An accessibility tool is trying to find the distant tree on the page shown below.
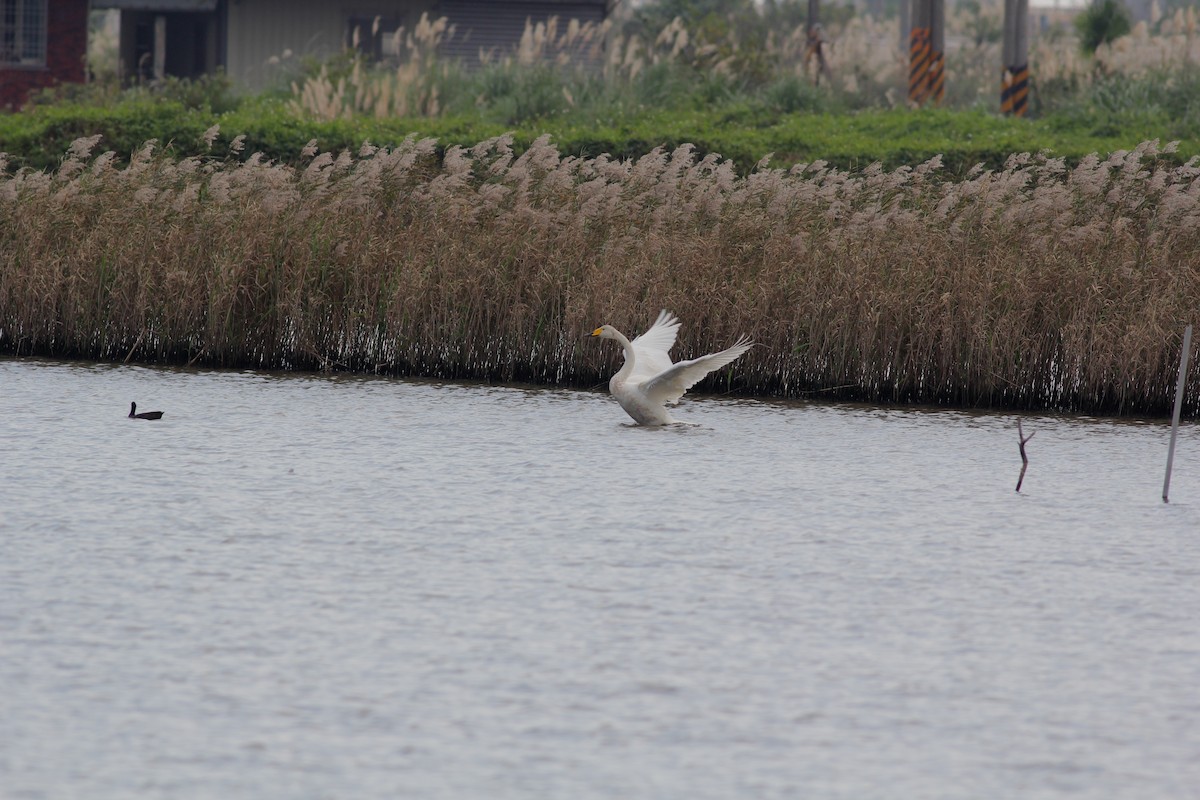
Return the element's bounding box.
[958,0,1003,46]
[1075,0,1132,54]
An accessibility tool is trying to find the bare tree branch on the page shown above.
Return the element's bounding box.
[1015,419,1035,492]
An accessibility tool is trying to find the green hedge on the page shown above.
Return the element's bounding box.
[0,99,213,170]
[2,96,1197,175]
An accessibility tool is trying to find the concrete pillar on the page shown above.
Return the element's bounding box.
[1001,0,1029,116]
[153,14,166,81]
[909,0,943,105]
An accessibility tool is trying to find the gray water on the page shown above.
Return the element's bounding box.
[1,358,1198,800]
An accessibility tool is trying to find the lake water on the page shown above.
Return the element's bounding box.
[1,357,1198,800]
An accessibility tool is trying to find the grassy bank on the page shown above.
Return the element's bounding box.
[2,135,1199,415]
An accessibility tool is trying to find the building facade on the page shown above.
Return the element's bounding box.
[94,0,611,92]
[0,0,89,110]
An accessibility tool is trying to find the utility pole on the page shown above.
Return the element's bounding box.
[908,0,944,106]
[929,0,944,103]
[1001,0,1030,116]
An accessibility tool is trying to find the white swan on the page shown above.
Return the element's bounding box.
[590,310,753,425]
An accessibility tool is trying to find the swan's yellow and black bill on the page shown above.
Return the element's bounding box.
[590,327,604,336]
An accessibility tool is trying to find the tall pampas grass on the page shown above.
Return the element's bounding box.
[291,13,454,120]
[3,134,1199,414]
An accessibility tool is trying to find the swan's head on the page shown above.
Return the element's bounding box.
[591,325,617,340]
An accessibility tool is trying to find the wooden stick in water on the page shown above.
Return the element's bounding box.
[1016,419,1035,492]
[1163,324,1192,503]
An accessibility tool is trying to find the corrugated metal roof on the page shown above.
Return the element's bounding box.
[91,0,218,11]
[436,0,607,65]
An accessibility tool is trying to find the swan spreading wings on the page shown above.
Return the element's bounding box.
[590,310,753,425]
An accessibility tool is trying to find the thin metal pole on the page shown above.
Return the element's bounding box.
[1163,324,1192,503]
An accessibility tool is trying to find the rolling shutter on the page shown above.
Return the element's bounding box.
[434,1,605,65]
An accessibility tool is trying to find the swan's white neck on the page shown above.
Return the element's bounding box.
[611,329,636,383]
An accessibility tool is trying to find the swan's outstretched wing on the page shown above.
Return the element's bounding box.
[628,310,681,384]
[639,336,753,407]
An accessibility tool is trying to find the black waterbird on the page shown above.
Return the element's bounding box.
[129,402,163,420]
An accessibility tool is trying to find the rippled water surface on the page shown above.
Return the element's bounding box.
[2,358,1198,800]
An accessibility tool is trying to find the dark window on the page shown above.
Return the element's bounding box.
[0,0,46,67]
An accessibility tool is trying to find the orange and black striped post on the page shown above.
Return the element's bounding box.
[927,0,944,105]
[908,24,930,105]
[927,51,945,105]
[1001,64,1029,116]
[908,0,944,107]
[1002,0,1030,116]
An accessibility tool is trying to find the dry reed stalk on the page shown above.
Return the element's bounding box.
[2,134,1200,415]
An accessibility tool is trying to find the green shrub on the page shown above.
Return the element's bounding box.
[760,75,842,115]
[26,71,240,114]
[0,99,212,171]
[471,64,576,124]
[1075,0,1132,55]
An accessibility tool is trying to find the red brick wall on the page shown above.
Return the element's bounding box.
[0,0,89,110]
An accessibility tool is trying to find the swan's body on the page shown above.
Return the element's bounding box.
[590,311,753,425]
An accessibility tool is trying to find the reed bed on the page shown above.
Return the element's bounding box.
[2,134,1199,415]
